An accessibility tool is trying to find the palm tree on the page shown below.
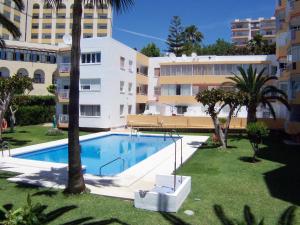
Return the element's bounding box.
[228,65,289,123]
[0,0,24,47]
[182,25,203,55]
[44,0,134,194]
[183,25,203,45]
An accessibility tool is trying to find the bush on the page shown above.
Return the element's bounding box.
[46,128,64,136]
[246,122,269,162]
[7,95,56,126]
[16,105,55,125]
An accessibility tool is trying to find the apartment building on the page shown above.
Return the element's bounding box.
[0,40,58,95]
[0,0,112,45]
[146,55,278,118]
[231,17,276,46]
[275,0,300,132]
[56,37,136,129]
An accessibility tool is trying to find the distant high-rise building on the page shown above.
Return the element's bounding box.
[231,17,276,46]
[0,0,112,45]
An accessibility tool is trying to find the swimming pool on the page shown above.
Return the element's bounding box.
[14,134,178,176]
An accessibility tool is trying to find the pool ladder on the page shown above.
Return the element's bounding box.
[99,157,125,176]
[1,141,10,157]
[130,127,140,137]
[164,129,183,191]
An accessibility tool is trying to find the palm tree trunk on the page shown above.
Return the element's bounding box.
[66,0,86,194]
[247,104,257,124]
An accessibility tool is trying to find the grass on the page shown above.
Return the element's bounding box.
[0,132,299,224]
[1,125,93,149]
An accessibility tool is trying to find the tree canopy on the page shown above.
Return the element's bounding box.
[167,16,185,56]
[141,43,161,57]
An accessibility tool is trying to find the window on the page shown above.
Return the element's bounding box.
[80,105,101,117]
[31,34,38,39]
[98,13,107,19]
[129,60,133,73]
[120,81,125,93]
[83,33,93,38]
[3,11,10,19]
[42,23,52,29]
[154,68,160,77]
[128,82,133,94]
[32,13,39,19]
[33,3,40,9]
[120,105,125,117]
[97,23,107,29]
[56,13,66,19]
[84,13,93,19]
[154,86,161,96]
[32,23,39,29]
[55,33,64,39]
[120,57,125,70]
[128,105,132,115]
[97,33,107,37]
[4,0,11,6]
[14,15,20,22]
[80,79,101,91]
[81,52,101,64]
[56,23,65,29]
[42,34,51,39]
[33,70,45,83]
[84,23,93,29]
[43,13,52,19]
[176,106,187,115]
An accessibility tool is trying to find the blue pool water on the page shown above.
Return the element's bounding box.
[14,134,177,176]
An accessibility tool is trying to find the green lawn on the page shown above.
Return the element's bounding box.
[1,125,93,149]
[0,132,299,224]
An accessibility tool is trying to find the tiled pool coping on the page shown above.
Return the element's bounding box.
[0,131,209,199]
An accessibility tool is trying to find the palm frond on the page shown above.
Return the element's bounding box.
[262,86,288,98]
[12,0,25,11]
[0,13,21,38]
[264,96,290,110]
[264,101,277,120]
[0,38,5,48]
[277,206,297,225]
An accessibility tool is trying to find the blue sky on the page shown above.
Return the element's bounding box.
[112,0,276,51]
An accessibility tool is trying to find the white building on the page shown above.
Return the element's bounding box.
[56,37,136,129]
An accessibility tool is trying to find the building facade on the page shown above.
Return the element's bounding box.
[231,17,276,46]
[0,0,112,45]
[275,0,300,133]
[0,40,58,95]
[56,37,136,129]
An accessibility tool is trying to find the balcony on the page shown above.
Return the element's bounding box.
[136,74,148,85]
[136,94,148,103]
[158,75,233,85]
[57,89,69,103]
[291,30,300,45]
[288,0,300,19]
[58,114,69,128]
[276,45,288,59]
[158,96,197,104]
[58,63,71,76]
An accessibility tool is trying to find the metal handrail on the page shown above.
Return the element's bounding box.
[167,131,178,192]
[99,157,125,176]
[1,141,10,157]
[171,129,183,167]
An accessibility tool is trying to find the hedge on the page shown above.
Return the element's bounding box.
[6,95,56,126]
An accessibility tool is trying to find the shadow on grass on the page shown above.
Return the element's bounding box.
[2,137,31,147]
[0,171,17,179]
[32,190,58,197]
[239,156,261,163]
[84,218,130,225]
[257,134,300,206]
[160,212,190,225]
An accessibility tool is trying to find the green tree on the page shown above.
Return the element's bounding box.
[0,74,33,140]
[198,39,234,55]
[228,65,289,123]
[43,0,134,194]
[167,16,185,56]
[182,25,203,55]
[195,89,247,148]
[0,0,24,47]
[47,84,56,95]
[247,34,276,55]
[141,43,160,57]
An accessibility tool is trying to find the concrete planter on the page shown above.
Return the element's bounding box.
[134,175,191,212]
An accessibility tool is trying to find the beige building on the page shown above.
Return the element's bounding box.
[0,40,59,95]
[0,0,112,45]
[231,17,276,46]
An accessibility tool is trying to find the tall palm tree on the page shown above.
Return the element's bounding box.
[0,0,24,47]
[183,25,203,45]
[44,0,134,194]
[228,65,289,123]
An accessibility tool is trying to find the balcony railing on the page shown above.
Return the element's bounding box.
[57,89,69,99]
[59,114,69,124]
[59,63,71,73]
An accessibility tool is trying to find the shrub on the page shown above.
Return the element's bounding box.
[46,128,64,136]
[16,105,55,125]
[246,122,269,162]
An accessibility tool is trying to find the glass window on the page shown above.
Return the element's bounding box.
[96,53,101,62]
[80,79,101,91]
[120,105,125,117]
[154,68,160,77]
[80,105,101,117]
[120,57,125,70]
[120,81,125,93]
[128,82,133,94]
[129,60,133,72]
[128,105,132,115]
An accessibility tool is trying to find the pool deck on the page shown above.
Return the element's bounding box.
[0,131,209,199]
